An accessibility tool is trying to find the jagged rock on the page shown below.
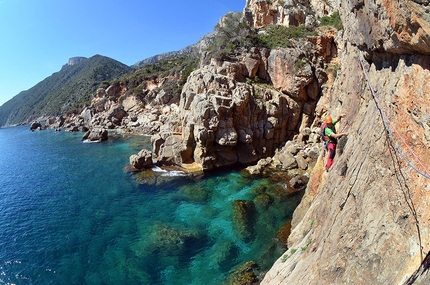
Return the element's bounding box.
[155,89,172,104]
[289,173,309,189]
[129,149,153,170]
[154,134,184,166]
[276,151,298,170]
[78,126,89,132]
[107,105,127,122]
[30,121,42,131]
[45,116,56,126]
[244,0,318,28]
[65,125,79,132]
[341,0,430,55]
[284,140,301,155]
[81,128,108,142]
[295,153,308,170]
[307,145,320,161]
[80,107,93,128]
[49,116,65,129]
[245,157,273,175]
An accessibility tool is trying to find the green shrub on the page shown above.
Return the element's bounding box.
[301,239,312,251]
[258,24,316,49]
[320,11,343,30]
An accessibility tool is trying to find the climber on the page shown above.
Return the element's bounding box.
[322,114,348,171]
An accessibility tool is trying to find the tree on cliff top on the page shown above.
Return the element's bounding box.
[204,12,257,64]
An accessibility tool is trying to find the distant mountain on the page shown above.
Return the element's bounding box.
[132,45,196,68]
[131,32,216,68]
[0,55,131,127]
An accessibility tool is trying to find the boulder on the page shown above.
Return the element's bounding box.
[107,105,127,121]
[277,152,298,170]
[295,153,308,170]
[289,173,310,189]
[82,128,108,142]
[129,149,153,170]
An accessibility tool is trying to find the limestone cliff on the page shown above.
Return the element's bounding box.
[259,0,430,284]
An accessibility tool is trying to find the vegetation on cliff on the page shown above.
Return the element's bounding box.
[204,11,342,63]
[110,54,199,106]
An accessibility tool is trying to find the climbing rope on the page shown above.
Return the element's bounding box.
[357,54,430,180]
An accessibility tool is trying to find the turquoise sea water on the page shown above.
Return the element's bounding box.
[0,125,303,285]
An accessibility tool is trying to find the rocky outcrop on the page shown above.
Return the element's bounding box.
[244,0,335,29]
[30,121,42,131]
[152,34,336,171]
[67,57,87,66]
[129,149,153,170]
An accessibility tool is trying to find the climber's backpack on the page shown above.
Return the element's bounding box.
[320,123,330,142]
[320,123,330,150]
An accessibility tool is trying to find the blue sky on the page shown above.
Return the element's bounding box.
[0,0,245,106]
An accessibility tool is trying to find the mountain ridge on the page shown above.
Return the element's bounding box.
[0,54,131,127]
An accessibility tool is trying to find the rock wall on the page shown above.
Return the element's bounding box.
[244,0,336,28]
[261,0,430,284]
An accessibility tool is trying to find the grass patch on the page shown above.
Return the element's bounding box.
[320,11,343,30]
[301,239,312,251]
[258,24,317,49]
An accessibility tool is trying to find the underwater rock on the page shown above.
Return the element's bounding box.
[254,193,274,210]
[177,184,209,203]
[276,220,292,247]
[145,223,203,255]
[134,165,188,186]
[222,261,261,285]
[211,239,239,272]
[232,200,256,242]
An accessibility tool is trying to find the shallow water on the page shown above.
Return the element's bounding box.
[0,126,303,285]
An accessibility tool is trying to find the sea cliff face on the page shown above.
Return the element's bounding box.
[259,0,430,284]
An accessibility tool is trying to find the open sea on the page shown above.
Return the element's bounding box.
[0,125,303,285]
